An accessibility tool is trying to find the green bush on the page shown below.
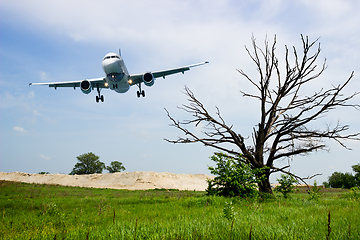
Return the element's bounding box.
[307,180,322,201]
[274,174,297,198]
[206,152,267,198]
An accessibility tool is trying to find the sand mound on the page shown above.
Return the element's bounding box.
[0,171,214,191]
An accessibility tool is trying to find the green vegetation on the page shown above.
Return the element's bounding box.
[206,152,268,198]
[106,161,126,173]
[70,152,105,175]
[1,181,359,239]
[69,152,126,175]
[323,163,360,189]
[353,164,360,186]
[307,180,322,201]
[274,174,298,199]
[328,172,357,189]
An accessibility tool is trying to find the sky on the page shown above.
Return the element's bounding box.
[1,0,359,184]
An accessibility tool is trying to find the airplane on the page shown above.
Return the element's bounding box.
[30,50,209,102]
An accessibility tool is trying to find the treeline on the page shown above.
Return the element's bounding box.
[323,164,360,189]
[69,152,125,175]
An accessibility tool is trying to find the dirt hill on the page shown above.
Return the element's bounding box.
[0,171,214,191]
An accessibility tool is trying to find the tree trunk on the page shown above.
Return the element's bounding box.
[258,176,273,194]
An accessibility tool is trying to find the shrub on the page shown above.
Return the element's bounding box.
[308,180,322,201]
[223,201,236,221]
[206,152,267,198]
[274,174,298,198]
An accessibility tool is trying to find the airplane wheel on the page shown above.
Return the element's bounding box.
[137,91,140,98]
[96,96,99,103]
[101,95,104,102]
[141,90,145,97]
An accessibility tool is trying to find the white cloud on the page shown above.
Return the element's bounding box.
[39,71,49,82]
[33,110,42,116]
[28,91,35,99]
[40,154,50,160]
[13,126,28,133]
[0,91,35,110]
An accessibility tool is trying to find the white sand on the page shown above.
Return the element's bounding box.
[0,171,214,191]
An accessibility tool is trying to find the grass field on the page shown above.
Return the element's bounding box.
[0,180,359,239]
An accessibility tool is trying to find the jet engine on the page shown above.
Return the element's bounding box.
[80,80,92,94]
[143,72,155,87]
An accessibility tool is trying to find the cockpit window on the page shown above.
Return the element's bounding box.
[103,55,120,61]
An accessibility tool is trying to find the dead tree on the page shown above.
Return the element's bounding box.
[164,35,360,194]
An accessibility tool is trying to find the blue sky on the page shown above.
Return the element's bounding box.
[1,0,359,184]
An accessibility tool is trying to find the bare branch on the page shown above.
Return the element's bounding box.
[165,35,359,194]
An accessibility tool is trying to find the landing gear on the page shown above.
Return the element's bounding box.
[136,83,145,98]
[113,84,118,89]
[96,95,104,103]
[137,90,145,98]
[96,87,104,103]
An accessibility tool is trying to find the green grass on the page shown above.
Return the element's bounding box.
[1,180,359,239]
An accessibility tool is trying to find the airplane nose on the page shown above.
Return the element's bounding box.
[103,61,117,73]
[107,72,125,82]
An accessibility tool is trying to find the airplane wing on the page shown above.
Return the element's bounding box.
[29,78,107,89]
[128,61,209,86]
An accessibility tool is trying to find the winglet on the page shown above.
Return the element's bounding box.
[189,61,209,68]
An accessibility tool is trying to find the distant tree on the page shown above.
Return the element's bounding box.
[322,181,330,188]
[38,172,50,174]
[352,163,360,186]
[328,172,344,188]
[70,152,105,175]
[328,171,356,189]
[106,161,126,173]
[341,173,357,189]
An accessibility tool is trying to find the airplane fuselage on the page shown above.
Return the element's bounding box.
[102,53,130,93]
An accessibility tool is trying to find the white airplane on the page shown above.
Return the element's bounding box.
[30,51,208,102]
